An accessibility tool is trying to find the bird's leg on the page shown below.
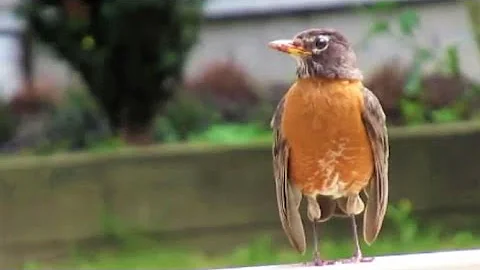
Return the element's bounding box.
[350,215,364,261]
[340,215,374,264]
[311,221,322,265]
[311,221,334,266]
[307,197,334,266]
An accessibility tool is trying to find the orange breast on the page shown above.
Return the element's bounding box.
[281,78,373,198]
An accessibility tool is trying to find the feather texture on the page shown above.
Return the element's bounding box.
[271,96,306,254]
[360,87,389,245]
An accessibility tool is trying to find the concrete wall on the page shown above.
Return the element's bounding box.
[1,121,480,267]
[186,1,479,85]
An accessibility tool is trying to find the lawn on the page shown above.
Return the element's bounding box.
[24,201,480,269]
[24,232,480,269]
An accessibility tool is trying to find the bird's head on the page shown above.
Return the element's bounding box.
[268,28,363,80]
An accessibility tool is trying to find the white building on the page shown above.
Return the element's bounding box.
[0,0,477,100]
[187,0,479,85]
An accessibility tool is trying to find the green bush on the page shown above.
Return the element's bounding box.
[188,123,271,144]
[361,4,480,126]
[153,90,221,142]
[22,0,204,139]
[33,88,114,154]
[0,99,18,146]
[154,58,277,143]
[185,59,262,123]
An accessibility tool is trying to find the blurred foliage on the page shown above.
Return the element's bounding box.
[185,59,262,122]
[464,2,480,119]
[5,1,480,153]
[36,88,113,154]
[26,200,480,269]
[0,87,132,155]
[151,58,275,144]
[188,123,271,144]
[365,60,476,126]
[153,90,221,142]
[0,99,18,146]
[465,1,480,61]
[364,60,406,125]
[21,0,204,141]
[362,2,480,126]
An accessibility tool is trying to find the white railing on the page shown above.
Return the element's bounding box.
[214,249,480,270]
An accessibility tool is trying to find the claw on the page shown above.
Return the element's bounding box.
[339,255,374,264]
[312,258,335,266]
[311,251,336,266]
[341,215,375,264]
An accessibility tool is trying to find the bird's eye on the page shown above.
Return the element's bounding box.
[314,36,329,51]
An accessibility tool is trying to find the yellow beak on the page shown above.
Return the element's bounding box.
[268,39,311,56]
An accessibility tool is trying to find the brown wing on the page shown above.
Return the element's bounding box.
[270,95,306,254]
[361,87,390,245]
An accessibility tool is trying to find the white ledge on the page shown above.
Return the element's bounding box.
[213,249,480,270]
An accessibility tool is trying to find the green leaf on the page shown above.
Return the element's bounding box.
[417,47,433,60]
[404,48,432,96]
[431,107,461,123]
[370,20,390,35]
[398,9,420,35]
[400,98,426,125]
[356,0,398,21]
[368,0,399,13]
[445,45,460,76]
[404,65,423,96]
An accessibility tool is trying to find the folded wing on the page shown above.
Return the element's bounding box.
[271,96,306,253]
[360,87,390,245]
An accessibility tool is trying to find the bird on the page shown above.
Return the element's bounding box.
[267,28,389,266]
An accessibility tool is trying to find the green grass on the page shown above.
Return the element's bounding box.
[24,232,480,269]
[188,123,272,144]
[24,200,480,269]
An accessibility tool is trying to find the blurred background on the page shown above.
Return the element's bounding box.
[0,0,480,268]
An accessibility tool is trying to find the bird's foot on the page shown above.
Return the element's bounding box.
[339,254,374,264]
[312,258,336,266]
[310,251,335,266]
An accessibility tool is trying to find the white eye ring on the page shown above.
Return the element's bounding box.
[313,35,330,53]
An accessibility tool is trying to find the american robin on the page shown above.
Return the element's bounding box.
[268,28,389,265]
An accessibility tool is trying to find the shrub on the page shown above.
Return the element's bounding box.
[364,60,407,125]
[185,58,261,123]
[0,99,18,147]
[154,90,221,142]
[23,0,204,144]
[361,4,480,125]
[37,88,112,154]
[365,60,479,125]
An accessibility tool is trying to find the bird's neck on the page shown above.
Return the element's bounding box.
[296,58,363,81]
[295,77,363,90]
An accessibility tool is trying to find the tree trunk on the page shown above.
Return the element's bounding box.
[120,124,153,146]
[118,108,155,145]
